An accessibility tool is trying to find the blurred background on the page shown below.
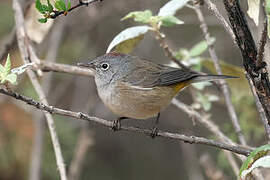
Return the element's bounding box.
[0,0,268,179]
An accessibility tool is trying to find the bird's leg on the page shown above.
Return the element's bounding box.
[150,113,160,138]
[112,117,128,131]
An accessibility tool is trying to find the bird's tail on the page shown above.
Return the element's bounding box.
[190,74,238,83]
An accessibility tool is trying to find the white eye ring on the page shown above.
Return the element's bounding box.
[101,63,110,71]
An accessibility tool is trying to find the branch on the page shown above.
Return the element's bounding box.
[204,0,236,43]
[28,60,253,154]
[153,30,190,70]
[223,0,270,126]
[37,60,94,76]
[193,1,246,145]
[246,73,270,142]
[50,0,102,19]
[0,88,252,156]
[13,0,67,179]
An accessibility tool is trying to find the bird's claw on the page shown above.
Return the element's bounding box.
[150,127,158,138]
[112,119,121,131]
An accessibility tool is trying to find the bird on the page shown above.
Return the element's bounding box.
[78,52,237,136]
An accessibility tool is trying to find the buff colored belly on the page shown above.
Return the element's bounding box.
[98,81,189,119]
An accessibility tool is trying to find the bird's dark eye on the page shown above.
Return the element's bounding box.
[101,63,109,70]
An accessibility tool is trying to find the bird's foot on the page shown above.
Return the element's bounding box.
[150,126,159,138]
[112,119,121,131]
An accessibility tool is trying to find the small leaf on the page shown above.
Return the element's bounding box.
[67,0,71,10]
[0,64,5,73]
[115,35,144,54]
[38,18,48,23]
[122,10,153,23]
[4,73,17,85]
[208,94,219,102]
[11,63,34,75]
[36,0,45,14]
[158,0,189,16]
[4,54,11,75]
[47,0,54,12]
[191,102,201,109]
[106,26,151,53]
[191,81,211,90]
[55,0,66,11]
[239,144,270,177]
[247,0,260,26]
[160,15,184,27]
[196,92,212,111]
[241,155,270,179]
[189,38,216,57]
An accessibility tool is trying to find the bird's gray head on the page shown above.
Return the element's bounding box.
[78,52,133,87]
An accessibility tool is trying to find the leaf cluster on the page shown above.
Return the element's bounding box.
[36,0,71,23]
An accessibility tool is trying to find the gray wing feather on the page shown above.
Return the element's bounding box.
[122,59,198,87]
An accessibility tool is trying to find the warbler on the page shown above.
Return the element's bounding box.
[78,52,236,133]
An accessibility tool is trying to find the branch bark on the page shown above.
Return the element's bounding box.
[0,88,252,156]
[12,0,67,179]
[193,1,246,145]
[223,0,270,127]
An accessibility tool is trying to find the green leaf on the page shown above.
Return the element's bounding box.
[4,54,11,75]
[38,18,48,23]
[0,64,5,73]
[241,156,270,179]
[67,0,71,10]
[239,144,270,179]
[55,0,66,11]
[122,10,153,23]
[191,81,211,90]
[36,0,45,14]
[115,35,144,54]
[106,26,151,53]
[158,0,189,16]
[189,38,216,57]
[4,73,17,85]
[160,15,183,27]
[47,0,54,12]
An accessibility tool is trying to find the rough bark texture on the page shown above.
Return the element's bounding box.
[223,0,270,124]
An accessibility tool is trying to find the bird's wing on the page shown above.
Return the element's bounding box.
[122,59,198,88]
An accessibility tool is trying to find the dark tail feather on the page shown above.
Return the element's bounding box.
[190,75,238,83]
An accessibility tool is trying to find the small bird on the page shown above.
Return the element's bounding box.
[78,52,236,135]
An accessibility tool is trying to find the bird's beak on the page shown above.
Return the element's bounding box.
[77,62,96,69]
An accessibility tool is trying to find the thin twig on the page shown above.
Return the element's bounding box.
[193,1,246,146]
[223,150,239,176]
[246,73,270,142]
[29,20,66,180]
[199,153,229,180]
[50,0,102,19]
[37,61,94,76]
[257,0,268,68]
[223,0,270,125]
[204,0,236,43]
[13,1,67,179]
[0,88,252,156]
[153,30,190,70]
